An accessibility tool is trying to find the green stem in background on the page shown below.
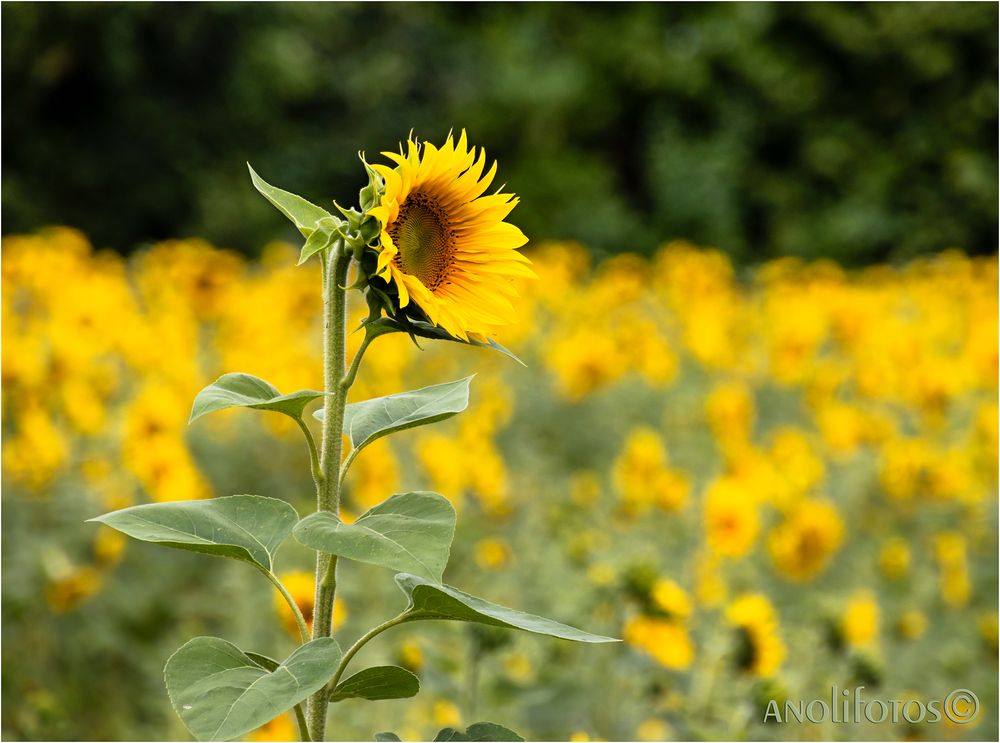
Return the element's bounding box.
[262,569,310,645]
[306,243,352,742]
[326,612,410,695]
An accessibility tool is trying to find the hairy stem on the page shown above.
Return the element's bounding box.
[306,244,352,741]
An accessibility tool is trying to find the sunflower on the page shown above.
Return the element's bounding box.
[366,131,535,340]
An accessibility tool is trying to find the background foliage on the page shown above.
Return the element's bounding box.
[2,3,997,264]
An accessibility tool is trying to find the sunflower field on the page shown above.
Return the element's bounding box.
[2,226,997,741]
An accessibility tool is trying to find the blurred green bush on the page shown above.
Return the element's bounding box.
[2,3,996,264]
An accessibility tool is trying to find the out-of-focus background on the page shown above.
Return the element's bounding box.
[2,4,997,743]
[3,3,998,263]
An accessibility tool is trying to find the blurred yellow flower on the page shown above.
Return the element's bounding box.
[614,427,689,515]
[474,538,510,570]
[841,591,879,649]
[879,538,911,580]
[705,380,754,453]
[248,713,297,742]
[704,477,759,558]
[934,532,971,608]
[273,571,347,638]
[624,616,694,670]
[767,499,844,581]
[726,594,785,677]
[432,699,462,728]
[650,579,693,620]
[896,609,927,640]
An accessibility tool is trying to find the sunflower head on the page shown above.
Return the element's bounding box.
[361,131,535,341]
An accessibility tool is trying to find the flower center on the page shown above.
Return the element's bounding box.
[389,191,453,290]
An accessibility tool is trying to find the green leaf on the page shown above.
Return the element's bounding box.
[294,492,455,582]
[314,377,473,454]
[433,729,468,742]
[464,724,525,742]
[367,317,525,366]
[165,636,341,742]
[190,372,327,423]
[433,724,524,742]
[396,573,619,644]
[248,162,338,238]
[297,220,341,266]
[329,665,419,702]
[374,734,402,742]
[87,495,298,572]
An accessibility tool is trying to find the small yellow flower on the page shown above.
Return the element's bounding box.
[841,591,879,649]
[896,610,927,640]
[397,639,424,672]
[623,616,694,670]
[650,579,693,620]
[767,499,844,581]
[636,718,669,741]
[432,699,462,728]
[248,713,297,742]
[726,594,785,678]
[704,477,759,558]
[273,571,347,637]
[878,538,911,580]
[474,538,510,570]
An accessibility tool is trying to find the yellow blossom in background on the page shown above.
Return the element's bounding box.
[345,438,400,511]
[635,718,670,742]
[704,477,759,558]
[896,609,928,640]
[650,579,693,620]
[934,532,971,608]
[432,700,462,728]
[248,713,297,742]
[879,436,932,502]
[273,571,347,637]
[397,640,424,673]
[694,550,727,607]
[624,616,694,670]
[767,499,844,581]
[704,380,754,454]
[726,594,785,677]
[475,538,510,570]
[879,538,911,580]
[614,427,689,515]
[841,591,879,649]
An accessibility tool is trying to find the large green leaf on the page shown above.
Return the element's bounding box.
[433,724,525,742]
[87,495,298,571]
[165,636,341,742]
[190,373,328,424]
[314,377,473,453]
[396,574,619,644]
[248,163,338,238]
[294,492,455,582]
[374,734,402,742]
[367,317,525,366]
[329,665,419,702]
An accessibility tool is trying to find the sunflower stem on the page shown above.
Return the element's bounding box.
[307,241,351,742]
